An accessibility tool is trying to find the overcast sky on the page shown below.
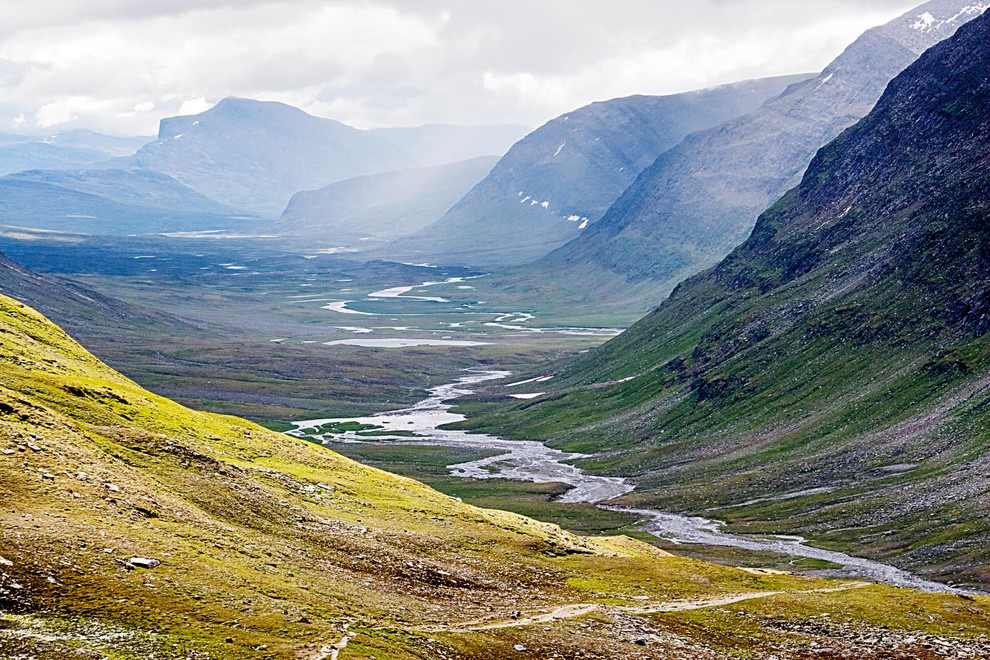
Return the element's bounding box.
[0,0,924,136]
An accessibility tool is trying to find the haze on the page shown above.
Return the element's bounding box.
[1,0,921,135]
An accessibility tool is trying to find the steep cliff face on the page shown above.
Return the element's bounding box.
[463,8,990,586]
[526,0,989,308]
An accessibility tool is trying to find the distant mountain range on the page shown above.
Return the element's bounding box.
[127,97,414,216]
[0,175,250,235]
[278,156,497,244]
[466,6,990,587]
[9,169,235,214]
[383,75,810,266]
[0,101,529,236]
[0,129,151,175]
[523,0,990,308]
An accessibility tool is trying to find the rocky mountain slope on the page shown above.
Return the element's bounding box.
[128,98,413,215]
[386,75,809,266]
[278,157,497,244]
[3,296,990,657]
[522,0,989,310]
[459,7,990,589]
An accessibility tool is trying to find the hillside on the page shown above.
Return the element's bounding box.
[0,130,149,175]
[32,129,151,157]
[279,157,497,244]
[129,98,413,215]
[8,168,237,215]
[0,177,249,235]
[0,141,109,175]
[386,75,809,266]
[6,297,990,657]
[519,0,989,310]
[458,7,990,589]
[0,252,195,341]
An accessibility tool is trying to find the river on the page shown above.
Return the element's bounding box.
[289,370,964,594]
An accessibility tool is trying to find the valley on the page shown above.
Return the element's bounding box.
[3,1,990,657]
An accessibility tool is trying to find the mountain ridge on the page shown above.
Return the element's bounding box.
[129,97,413,215]
[384,74,811,266]
[456,6,990,588]
[520,0,990,310]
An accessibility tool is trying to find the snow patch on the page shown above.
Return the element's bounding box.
[911,11,935,30]
[553,141,566,157]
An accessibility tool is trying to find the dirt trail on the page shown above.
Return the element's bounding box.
[419,583,871,633]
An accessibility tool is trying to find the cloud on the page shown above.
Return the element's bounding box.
[0,0,922,135]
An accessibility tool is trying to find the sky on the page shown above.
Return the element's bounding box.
[0,0,924,136]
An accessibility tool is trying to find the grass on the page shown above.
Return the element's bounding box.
[3,293,989,657]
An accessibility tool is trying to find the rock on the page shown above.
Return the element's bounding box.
[0,556,12,567]
[225,637,234,644]
[513,645,527,652]
[105,483,120,493]
[76,472,90,481]
[26,443,41,452]
[634,638,649,646]
[317,483,336,492]
[1,449,15,456]
[128,557,161,569]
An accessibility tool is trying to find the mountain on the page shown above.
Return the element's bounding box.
[525,0,990,309]
[8,168,236,215]
[128,97,413,215]
[0,141,109,175]
[0,130,151,175]
[369,123,530,166]
[386,75,810,266]
[0,177,249,235]
[461,8,990,588]
[278,157,497,244]
[7,295,984,657]
[33,129,152,157]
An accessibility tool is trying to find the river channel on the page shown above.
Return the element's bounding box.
[289,370,963,594]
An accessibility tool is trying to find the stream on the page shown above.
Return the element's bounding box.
[290,370,963,594]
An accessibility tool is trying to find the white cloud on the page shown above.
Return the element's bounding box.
[178,97,212,117]
[0,0,923,135]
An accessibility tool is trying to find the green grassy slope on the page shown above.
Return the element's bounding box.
[3,299,990,658]
[455,10,990,588]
